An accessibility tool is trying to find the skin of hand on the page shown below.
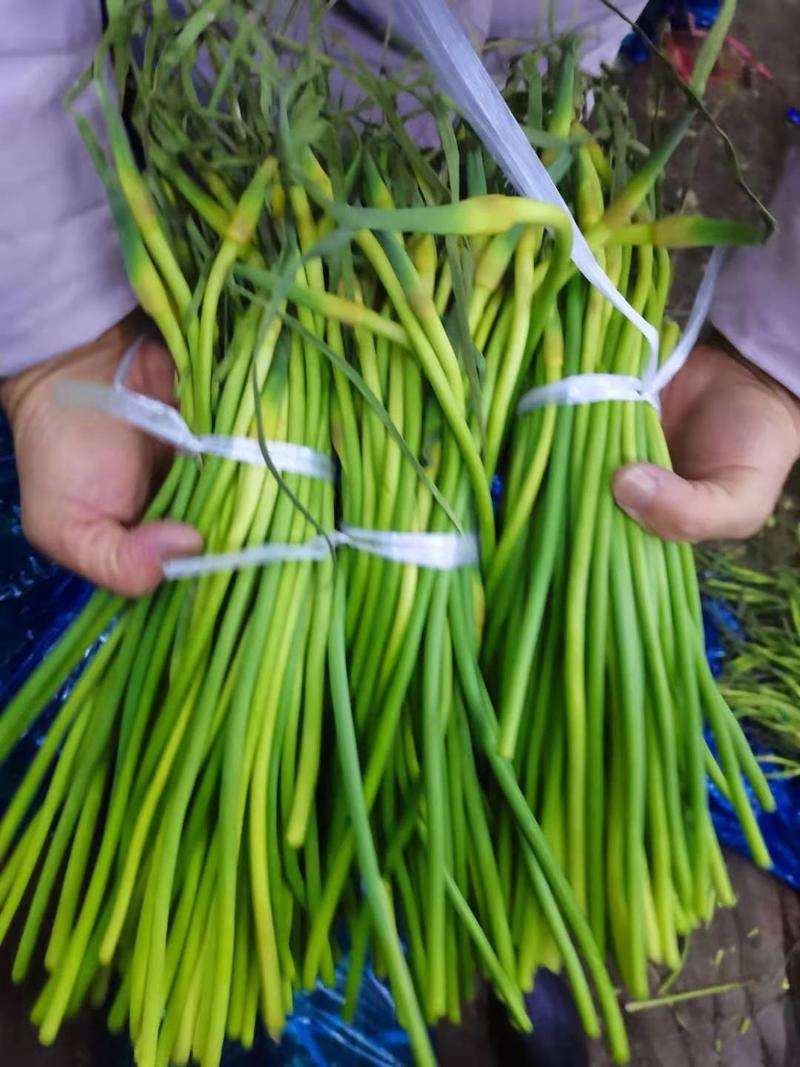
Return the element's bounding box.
[613,337,800,542]
[0,315,202,597]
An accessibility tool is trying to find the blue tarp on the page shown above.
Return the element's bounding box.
[621,1,724,65]
[702,594,800,893]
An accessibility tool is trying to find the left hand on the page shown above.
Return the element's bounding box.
[0,315,202,596]
[613,340,800,542]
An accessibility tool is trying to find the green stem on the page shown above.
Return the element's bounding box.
[327,569,435,1067]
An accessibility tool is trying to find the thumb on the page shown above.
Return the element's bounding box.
[69,519,203,597]
[612,463,775,543]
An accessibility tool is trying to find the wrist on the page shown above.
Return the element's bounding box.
[0,312,145,427]
[707,328,800,454]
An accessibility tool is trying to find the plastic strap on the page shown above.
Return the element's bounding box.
[60,338,477,579]
[396,0,660,374]
[645,246,723,396]
[516,249,724,415]
[56,342,336,484]
[338,524,480,568]
[163,537,334,580]
[517,373,651,414]
[163,527,479,580]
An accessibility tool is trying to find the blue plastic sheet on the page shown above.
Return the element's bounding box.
[707,737,800,893]
[92,963,411,1067]
[621,1,724,65]
[702,596,800,893]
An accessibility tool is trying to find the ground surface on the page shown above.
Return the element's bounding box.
[590,853,800,1067]
[647,0,800,321]
[434,852,800,1067]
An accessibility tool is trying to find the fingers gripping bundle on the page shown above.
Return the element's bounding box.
[0,3,773,1066]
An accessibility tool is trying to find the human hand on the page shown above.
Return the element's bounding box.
[613,340,800,542]
[0,316,202,596]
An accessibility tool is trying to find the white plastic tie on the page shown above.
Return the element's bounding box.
[338,524,480,569]
[397,0,660,372]
[645,246,723,397]
[396,0,724,418]
[516,249,724,415]
[57,342,336,484]
[60,337,478,580]
[163,537,334,580]
[517,373,652,413]
[163,527,479,580]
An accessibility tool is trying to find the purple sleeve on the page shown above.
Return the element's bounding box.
[488,0,645,72]
[344,1,645,73]
[0,1,136,378]
[710,150,800,398]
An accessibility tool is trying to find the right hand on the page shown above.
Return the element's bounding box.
[613,341,800,542]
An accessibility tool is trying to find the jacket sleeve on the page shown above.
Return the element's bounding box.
[487,0,646,73]
[0,1,136,378]
[710,150,800,398]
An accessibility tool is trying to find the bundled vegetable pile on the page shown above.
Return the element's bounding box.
[0,3,776,1066]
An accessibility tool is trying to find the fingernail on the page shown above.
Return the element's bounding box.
[614,466,660,519]
[153,525,203,562]
[164,534,204,559]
